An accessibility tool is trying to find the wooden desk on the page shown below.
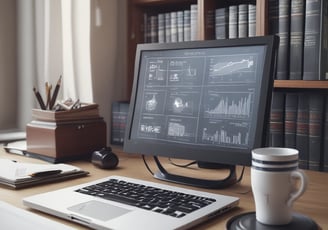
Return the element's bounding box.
[0,147,327,229]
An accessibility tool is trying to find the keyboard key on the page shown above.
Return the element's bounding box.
[75,178,216,218]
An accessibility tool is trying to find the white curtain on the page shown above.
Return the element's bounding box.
[1,0,127,143]
[17,0,93,128]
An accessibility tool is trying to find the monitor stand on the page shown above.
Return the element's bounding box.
[152,156,239,189]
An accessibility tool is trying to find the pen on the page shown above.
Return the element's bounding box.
[29,169,62,177]
[45,82,52,110]
[33,87,46,110]
[49,75,62,110]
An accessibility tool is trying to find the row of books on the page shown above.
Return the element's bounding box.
[215,4,256,39]
[143,4,198,43]
[268,92,328,172]
[143,0,327,79]
[268,0,328,80]
[143,3,256,44]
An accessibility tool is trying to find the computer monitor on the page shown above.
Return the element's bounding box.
[124,36,278,188]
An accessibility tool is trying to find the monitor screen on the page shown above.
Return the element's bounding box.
[124,36,278,170]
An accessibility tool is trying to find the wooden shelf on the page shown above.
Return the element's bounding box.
[274,80,328,89]
[127,1,327,93]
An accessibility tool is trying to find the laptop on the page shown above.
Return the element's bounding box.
[23,175,239,230]
[0,200,75,230]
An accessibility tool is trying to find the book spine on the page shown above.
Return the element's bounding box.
[143,13,150,43]
[296,94,309,169]
[303,0,328,80]
[111,102,129,145]
[289,0,305,80]
[284,93,298,148]
[268,0,291,80]
[190,4,198,41]
[177,11,184,42]
[278,0,291,80]
[308,94,324,171]
[268,0,279,35]
[150,15,158,43]
[228,5,238,38]
[205,8,215,40]
[183,10,191,41]
[119,102,129,145]
[170,11,178,43]
[111,102,120,144]
[322,1,328,80]
[215,7,228,39]
[323,96,328,172]
[248,4,256,37]
[238,4,248,38]
[268,92,285,147]
[158,13,165,43]
[165,12,171,43]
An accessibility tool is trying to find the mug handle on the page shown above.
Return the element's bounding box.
[287,170,308,207]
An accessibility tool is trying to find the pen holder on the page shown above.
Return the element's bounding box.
[26,109,106,163]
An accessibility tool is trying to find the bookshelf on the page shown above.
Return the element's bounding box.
[127,0,328,93]
[126,0,328,172]
[274,80,328,90]
[127,0,265,96]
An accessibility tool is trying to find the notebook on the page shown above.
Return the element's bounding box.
[0,158,88,189]
[23,175,239,230]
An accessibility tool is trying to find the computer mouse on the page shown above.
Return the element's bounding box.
[91,147,119,169]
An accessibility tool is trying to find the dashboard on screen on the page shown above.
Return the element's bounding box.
[124,36,278,169]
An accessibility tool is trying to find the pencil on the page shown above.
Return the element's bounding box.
[45,82,52,110]
[49,75,62,110]
[33,87,46,110]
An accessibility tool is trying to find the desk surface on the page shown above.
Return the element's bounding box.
[0,147,327,230]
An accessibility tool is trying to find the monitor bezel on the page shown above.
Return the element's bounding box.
[124,36,278,167]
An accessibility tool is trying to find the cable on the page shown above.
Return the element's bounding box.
[142,155,154,176]
[168,158,197,168]
[142,155,246,186]
[236,166,245,183]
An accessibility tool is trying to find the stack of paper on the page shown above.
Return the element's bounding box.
[31,103,100,122]
[0,159,88,189]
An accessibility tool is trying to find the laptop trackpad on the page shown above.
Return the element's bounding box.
[68,200,131,221]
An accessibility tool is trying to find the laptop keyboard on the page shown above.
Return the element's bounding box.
[75,178,216,218]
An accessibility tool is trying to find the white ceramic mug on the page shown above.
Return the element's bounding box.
[251,147,308,225]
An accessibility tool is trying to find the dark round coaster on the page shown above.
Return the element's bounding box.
[226,212,319,230]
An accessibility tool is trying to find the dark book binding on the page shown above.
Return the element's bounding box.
[284,93,298,148]
[111,101,130,145]
[296,94,309,169]
[269,92,285,147]
[308,94,324,171]
[303,0,328,80]
[268,0,291,80]
[150,15,158,43]
[323,96,328,172]
[289,0,305,80]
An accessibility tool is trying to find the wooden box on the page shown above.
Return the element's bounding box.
[26,118,106,163]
